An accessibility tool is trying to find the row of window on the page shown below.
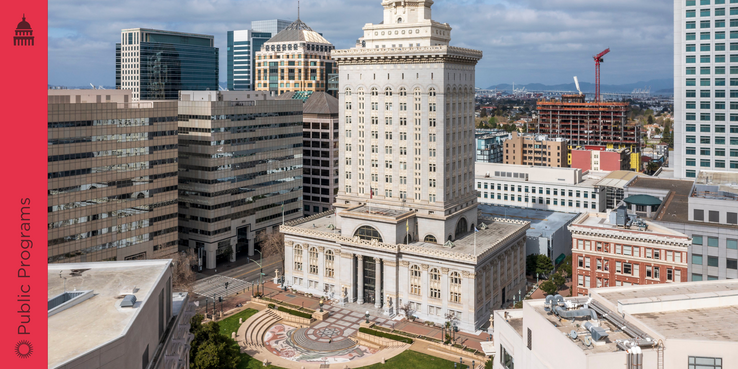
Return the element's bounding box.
[576,239,686,261]
[685,158,738,168]
[476,182,594,198]
[685,147,738,157]
[478,192,596,208]
[686,7,738,18]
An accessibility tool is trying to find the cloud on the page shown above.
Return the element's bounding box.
[49,0,673,87]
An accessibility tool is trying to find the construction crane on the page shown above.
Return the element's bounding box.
[593,48,610,102]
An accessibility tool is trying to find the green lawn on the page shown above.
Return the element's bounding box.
[219,308,259,337]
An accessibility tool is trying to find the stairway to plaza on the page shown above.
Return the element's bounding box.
[241,309,282,347]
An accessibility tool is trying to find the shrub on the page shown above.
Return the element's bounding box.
[359,327,414,344]
[277,306,312,319]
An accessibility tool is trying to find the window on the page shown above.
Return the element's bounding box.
[727,239,738,249]
[527,328,532,350]
[354,226,383,242]
[688,356,722,369]
[309,247,318,274]
[708,256,719,267]
[429,268,441,298]
[294,245,303,271]
[500,345,514,369]
[708,236,719,247]
[449,271,462,303]
[623,263,632,275]
[325,250,335,278]
[410,265,421,295]
[693,254,704,265]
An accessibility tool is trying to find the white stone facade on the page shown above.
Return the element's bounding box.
[280,0,527,333]
[281,211,528,332]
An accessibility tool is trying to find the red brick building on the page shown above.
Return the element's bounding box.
[569,212,690,296]
[571,148,630,172]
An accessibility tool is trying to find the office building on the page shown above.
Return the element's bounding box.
[476,129,508,163]
[47,90,179,263]
[480,204,577,260]
[277,91,340,215]
[177,91,303,270]
[49,260,196,369]
[570,211,690,296]
[536,94,640,169]
[475,162,604,212]
[280,0,528,333]
[252,19,292,36]
[493,280,738,369]
[227,30,272,91]
[571,148,631,172]
[254,17,336,96]
[503,132,568,167]
[674,0,738,178]
[227,20,291,91]
[623,172,738,280]
[116,28,218,101]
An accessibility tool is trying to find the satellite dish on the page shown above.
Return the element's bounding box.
[583,336,592,346]
[569,330,578,340]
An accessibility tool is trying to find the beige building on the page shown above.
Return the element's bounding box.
[177,91,304,270]
[48,260,195,369]
[281,0,529,333]
[48,90,179,263]
[493,280,738,369]
[503,132,568,167]
[254,17,336,97]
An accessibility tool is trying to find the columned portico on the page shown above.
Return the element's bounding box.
[357,255,364,304]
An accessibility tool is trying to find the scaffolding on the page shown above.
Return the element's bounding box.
[536,95,640,153]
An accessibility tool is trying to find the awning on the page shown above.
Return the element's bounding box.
[555,253,566,265]
[623,194,662,207]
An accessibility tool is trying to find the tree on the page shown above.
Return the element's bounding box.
[551,273,566,289]
[539,280,558,296]
[262,231,285,270]
[533,254,554,278]
[526,254,538,276]
[560,254,573,277]
[647,115,654,125]
[488,116,497,126]
[399,302,416,319]
[158,251,196,293]
[189,314,241,369]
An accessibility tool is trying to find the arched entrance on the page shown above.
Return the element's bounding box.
[455,217,467,238]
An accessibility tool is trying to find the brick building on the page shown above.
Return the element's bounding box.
[571,148,630,172]
[503,132,568,167]
[569,211,690,296]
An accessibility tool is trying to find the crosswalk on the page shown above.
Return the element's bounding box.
[192,274,253,300]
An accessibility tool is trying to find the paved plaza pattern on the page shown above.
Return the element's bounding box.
[264,324,378,364]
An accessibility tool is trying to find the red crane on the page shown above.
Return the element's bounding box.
[594,48,610,102]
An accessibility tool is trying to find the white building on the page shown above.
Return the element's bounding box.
[48,260,196,369]
[493,280,738,369]
[475,162,604,213]
[281,0,528,332]
[673,1,738,179]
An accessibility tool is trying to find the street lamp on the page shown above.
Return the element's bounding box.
[365,311,370,324]
[472,360,475,369]
[252,249,264,296]
[319,298,324,312]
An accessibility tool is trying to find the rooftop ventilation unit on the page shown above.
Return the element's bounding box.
[584,321,609,341]
[121,295,138,308]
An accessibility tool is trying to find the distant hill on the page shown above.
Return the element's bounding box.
[485,79,673,95]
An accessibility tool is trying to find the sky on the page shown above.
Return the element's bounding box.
[48,0,673,88]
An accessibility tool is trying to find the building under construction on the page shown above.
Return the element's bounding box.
[536,94,641,170]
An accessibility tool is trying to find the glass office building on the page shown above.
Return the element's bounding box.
[227,20,291,91]
[116,28,218,101]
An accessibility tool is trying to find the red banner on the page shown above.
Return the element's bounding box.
[0,1,47,367]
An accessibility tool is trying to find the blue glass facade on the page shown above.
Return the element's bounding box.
[227,31,273,91]
[139,41,218,100]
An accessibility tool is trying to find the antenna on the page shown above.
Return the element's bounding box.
[298,0,300,20]
[573,76,581,95]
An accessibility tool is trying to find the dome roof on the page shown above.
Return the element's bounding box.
[16,15,31,30]
[265,19,331,44]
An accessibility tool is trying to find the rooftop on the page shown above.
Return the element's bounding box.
[570,212,690,243]
[265,19,332,44]
[594,170,644,189]
[693,170,738,200]
[593,280,738,342]
[283,209,528,263]
[48,260,170,368]
[478,204,578,239]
